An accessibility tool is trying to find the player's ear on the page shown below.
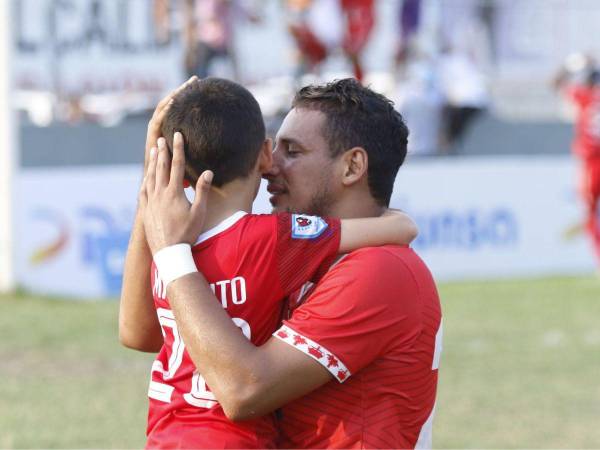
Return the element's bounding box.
[257,138,273,173]
[340,147,368,187]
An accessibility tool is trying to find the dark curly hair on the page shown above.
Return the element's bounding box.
[292,78,409,206]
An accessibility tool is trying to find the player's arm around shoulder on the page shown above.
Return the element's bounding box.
[215,249,424,421]
[165,271,335,422]
[118,76,198,353]
[227,337,335,422]
[118,204,163,353]
[339,209,418,253]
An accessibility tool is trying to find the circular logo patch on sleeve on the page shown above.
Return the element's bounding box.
[291,214,328,239]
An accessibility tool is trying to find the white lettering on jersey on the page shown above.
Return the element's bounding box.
[209,277,247,308]
[230,277,246,305]
[155,268,247,310]
[155,309,185,379]
[153,267,167,300]
[149,311,252,408]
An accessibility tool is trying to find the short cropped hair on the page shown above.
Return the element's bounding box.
[292,78,409,206]
[162,77,265,187]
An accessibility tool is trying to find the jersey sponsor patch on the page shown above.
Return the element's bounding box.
[291,214,328,239]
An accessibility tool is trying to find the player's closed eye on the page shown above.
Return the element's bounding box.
[286,145,302,157]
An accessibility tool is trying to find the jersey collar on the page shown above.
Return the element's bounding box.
[194,211,248,245]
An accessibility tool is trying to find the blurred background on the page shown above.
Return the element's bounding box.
[1,0,600,448]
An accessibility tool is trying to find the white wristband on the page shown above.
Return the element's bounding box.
[153,243,198,287]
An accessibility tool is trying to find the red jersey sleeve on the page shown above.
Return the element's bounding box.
[564,85,591,106]
[273,247,424,382]
[274,213,341,296]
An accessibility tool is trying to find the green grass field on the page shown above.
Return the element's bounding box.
[1,276,599,449]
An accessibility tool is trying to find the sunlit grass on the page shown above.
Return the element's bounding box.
[1,276,599,448]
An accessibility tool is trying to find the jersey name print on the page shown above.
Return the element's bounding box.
[145,211,340,449]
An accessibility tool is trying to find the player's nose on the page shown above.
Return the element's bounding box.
[262,161,280,180]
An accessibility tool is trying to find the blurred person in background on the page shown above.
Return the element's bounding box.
[286,0,374,83]
[395,57,443,156]
[554,54,600,269]
[183,0,261,80]
[437,44,489,153]
[339,0,375,82]
[285,0,342,81]
[155,0,261,81]
[437,0,492,153]
[394,0,422,76]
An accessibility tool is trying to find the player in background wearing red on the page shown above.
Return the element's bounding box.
[141,79,442,449]
[120,77,418,448]
[340,0,375,82]
[555,55,600,267]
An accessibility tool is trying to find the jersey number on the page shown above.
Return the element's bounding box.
[148,308,251,408]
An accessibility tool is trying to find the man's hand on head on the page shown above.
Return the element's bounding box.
[139,131,213,255]
[144,76,198,172]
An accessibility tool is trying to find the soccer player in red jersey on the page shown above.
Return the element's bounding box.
[555,58,600,267]
[120,77,418,448]
[340,0,375,82]
[141,78,442,449]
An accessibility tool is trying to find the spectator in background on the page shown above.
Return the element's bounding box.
[395,0,421,76]
[153,0,172,44]
[184,0,262,80]
[286,0,374,83]
[154,0,262,81]
[437,44,489,153]
[554,54,600,268]
[286,0,343,81]
[339,0,375,82]
[395,58,443,157]
[436,0,491,153]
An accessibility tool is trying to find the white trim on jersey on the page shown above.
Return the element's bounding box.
[415,401,436,449]
[273,324,351,383]
[432,320,443,370]
[149,380,175,403]
[194,211,248,245]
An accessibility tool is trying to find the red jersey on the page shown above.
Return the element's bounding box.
[146,211,341,449]
[565,85,600,160]
[273,246,442,449]
[340,0,375,54]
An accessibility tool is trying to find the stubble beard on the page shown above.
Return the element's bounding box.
[286,180,336,218]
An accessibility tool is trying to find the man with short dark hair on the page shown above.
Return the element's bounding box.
[268,78,409,214]
[160,77,267,187]
[139,78,442,449]
[120,77,419,448]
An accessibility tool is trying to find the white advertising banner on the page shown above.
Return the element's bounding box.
[13,0,184,95]
[15,156,595,298]
[15,166,141,298]
[390,156,595,280]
